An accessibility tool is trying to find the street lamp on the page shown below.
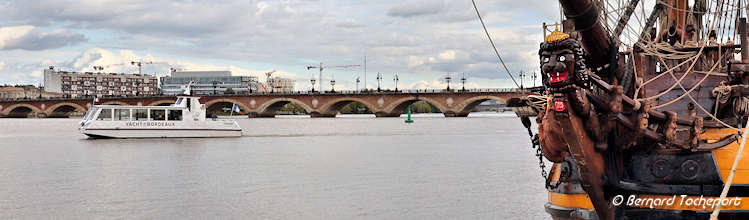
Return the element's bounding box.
[461,73,467,91]
[445,73,452,91]
[310,77,316,93]
[356,76,360,91]
[330,78,336,93]
[393,74,399,92]
[376,72,382,92]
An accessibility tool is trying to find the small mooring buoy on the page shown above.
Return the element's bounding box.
[405,106,414,123]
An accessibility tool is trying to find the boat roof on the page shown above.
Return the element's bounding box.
[92,105,186,109]
[176,95,201,98]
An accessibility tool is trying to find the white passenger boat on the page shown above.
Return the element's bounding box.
[79,94,242,138]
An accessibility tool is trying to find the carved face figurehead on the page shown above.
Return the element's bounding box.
[541,47,575,86]
[539,30,588,89]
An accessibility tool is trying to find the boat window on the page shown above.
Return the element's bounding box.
[97,109,112,120]
[150,109,166,121]
[114,109,131,121]
[134,109,148,121]
[83,108,96,120]
[168,110,183,121]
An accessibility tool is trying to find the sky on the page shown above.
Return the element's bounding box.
[0,0,562,91]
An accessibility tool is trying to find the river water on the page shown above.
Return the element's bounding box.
[0,113,548,219]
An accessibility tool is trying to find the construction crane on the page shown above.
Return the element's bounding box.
[92,63,128,72]
[130,61,166,75]
[306,62,361,92]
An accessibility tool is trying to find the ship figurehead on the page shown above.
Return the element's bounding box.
[539,29,589,90]
[537,28,615,220]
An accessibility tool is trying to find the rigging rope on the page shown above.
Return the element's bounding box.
[710,122,748,219]
[641,46,705,102]
[471,0,521,89]
[652,51,718,109]
[643,44,739,130]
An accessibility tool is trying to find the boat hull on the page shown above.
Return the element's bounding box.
[544,128,749,219]
[79,119,243,139]
[81,128,242,138]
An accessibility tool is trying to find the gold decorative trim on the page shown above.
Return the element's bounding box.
[545,28,570,43]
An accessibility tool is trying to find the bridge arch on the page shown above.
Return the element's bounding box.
[317,97,378,117]
[148,99,177,106]
[204,98,250,116]
[45,102,87,118]
[453,95,508,117]
[2,104,43,118]
[380,97,448,117]
[254,98,313,117]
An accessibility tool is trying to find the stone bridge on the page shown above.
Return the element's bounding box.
[0,89,522,118]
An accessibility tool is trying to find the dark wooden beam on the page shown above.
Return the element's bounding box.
[614,0,641,40]
[637,2,665,45]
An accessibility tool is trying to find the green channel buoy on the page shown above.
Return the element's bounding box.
[405,106,414,123]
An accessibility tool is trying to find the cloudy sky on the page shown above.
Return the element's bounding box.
[0,0,561,91]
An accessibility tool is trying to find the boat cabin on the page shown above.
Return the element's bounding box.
[82,96,206,123]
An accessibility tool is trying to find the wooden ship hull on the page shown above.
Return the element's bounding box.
[509,0,749,219]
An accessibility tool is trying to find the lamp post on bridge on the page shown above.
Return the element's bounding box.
[376,72,382,92]
[444,73,452,91]
[461,73,467,92]
[330,74,336,93]
[393,74,399,92]
[310,77,316,93]
[355,76,360,92]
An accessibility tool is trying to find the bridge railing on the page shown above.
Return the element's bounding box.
[242,88,520,95]
[0,88,522,101]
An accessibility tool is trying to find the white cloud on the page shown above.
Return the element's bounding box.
[0,25,85,50]
[0,61,4,71]
[387,0,445,18]
[438,50,457,61]
[336,19,367,29]
[0,0,569,89]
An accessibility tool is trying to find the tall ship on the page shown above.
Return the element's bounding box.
[503,0,749,219]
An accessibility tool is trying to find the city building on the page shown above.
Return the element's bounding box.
[0,85,63,99]
[266,77,295,93]
[43,66,159,98]
[160,70,259,95]
[0,87,26,99]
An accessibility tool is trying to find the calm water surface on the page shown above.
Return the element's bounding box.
[0,114,548,219]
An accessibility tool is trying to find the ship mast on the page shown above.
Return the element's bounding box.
[558,0,612,68]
